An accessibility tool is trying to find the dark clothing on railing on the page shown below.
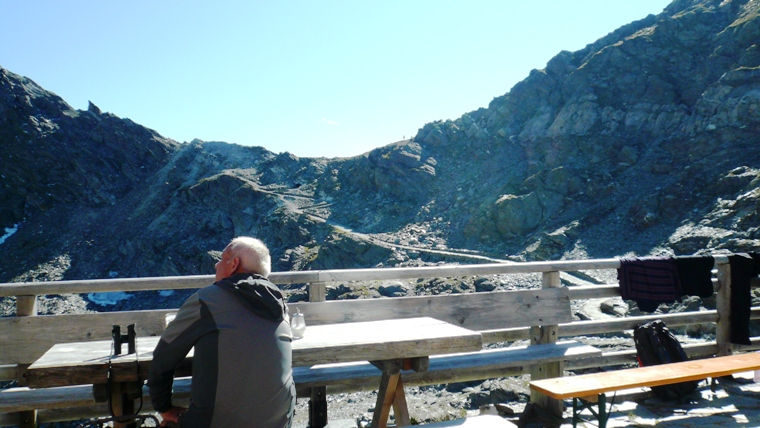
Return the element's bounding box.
[674,255,715,298]
[618,257,682,312]
[147,273,295,428]
[728,253,760,345]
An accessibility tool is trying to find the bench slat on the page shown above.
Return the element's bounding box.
[0,380,192,414]
[294,341,601,389]
[0,386,96,413]
[530,353,760,399]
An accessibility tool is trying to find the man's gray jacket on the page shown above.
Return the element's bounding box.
[148,273,295,427]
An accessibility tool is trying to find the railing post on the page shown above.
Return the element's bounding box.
[16,295,38,428]
[309,281,326,303]
[530,271,564,417]
[307,282,328,428]
[715,258,732,357]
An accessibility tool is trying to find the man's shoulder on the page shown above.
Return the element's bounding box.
[197,282,224,298]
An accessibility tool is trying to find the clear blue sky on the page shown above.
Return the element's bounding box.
[1,1,671,158]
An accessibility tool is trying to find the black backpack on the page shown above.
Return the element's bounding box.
[633,319,700,400]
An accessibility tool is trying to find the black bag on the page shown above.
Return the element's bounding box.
[633,319,700,400]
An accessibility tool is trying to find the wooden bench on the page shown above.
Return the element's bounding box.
[0,390,517,428]
[529,352,760,428]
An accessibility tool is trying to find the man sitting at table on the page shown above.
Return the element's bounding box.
[148,237,295,427]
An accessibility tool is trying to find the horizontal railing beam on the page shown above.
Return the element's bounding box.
[0,259,623,297]
[480,309,729,344]
[4,256,756,298]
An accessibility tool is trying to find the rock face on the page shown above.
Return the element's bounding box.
[1,0,760,284]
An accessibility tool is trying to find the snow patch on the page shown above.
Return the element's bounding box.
[87,292,134,306]
[0,224,19,245]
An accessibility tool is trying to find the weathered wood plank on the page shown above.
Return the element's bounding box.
[0,259,623,297]
[309,281,326,302]
[291,317,483,367]
[4,257,747,305]
[292,341,601,390]
[290,288,572,330]
[0,276,213,297]
[316,259,621,282]
[15,296,37,317]
[0,272,321,297]
[13,294,38,427]
[23,337,182,389]
[0,310,172,366]
[0,386,95,413]
[565,284,620,300]
[531,353,760,399]
[558,310,719,337]
[0,380,193,423]
[530,271,563,416]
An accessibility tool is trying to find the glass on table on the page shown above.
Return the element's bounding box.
[291,308,306,340]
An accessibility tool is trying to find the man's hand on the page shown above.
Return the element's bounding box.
[160,406,187,427]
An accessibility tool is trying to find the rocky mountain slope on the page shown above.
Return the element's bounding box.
[1,0,759,287]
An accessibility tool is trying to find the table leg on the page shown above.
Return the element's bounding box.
[572,397,579,428]
[110,382,138,428]
[373,369,401,428]
[597,393,608,428]
[370,357,429,428]
[574,394,609,428]
[309,386,328,428]
[392,377,411,426]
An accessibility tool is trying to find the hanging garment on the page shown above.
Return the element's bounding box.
[728,253,758,345]
[618,257,682,313]
[674,255,715,298]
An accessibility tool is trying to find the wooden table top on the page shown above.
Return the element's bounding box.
[26,316,482,388]
[530,352,760,399]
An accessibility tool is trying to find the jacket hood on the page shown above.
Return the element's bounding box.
[215,273,288,322]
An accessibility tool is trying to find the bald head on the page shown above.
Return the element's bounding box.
[215,237,271,281]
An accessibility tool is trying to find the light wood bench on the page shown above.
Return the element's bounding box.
[293,340,599,394]
[530,353,760,428]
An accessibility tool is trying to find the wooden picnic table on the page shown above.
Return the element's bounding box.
[26,316,483,428]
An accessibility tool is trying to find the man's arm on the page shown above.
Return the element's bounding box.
[147,293,214,413]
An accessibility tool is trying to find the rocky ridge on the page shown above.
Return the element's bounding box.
[2,0,760,285]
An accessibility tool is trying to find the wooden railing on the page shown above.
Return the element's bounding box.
[1,255,759,425]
